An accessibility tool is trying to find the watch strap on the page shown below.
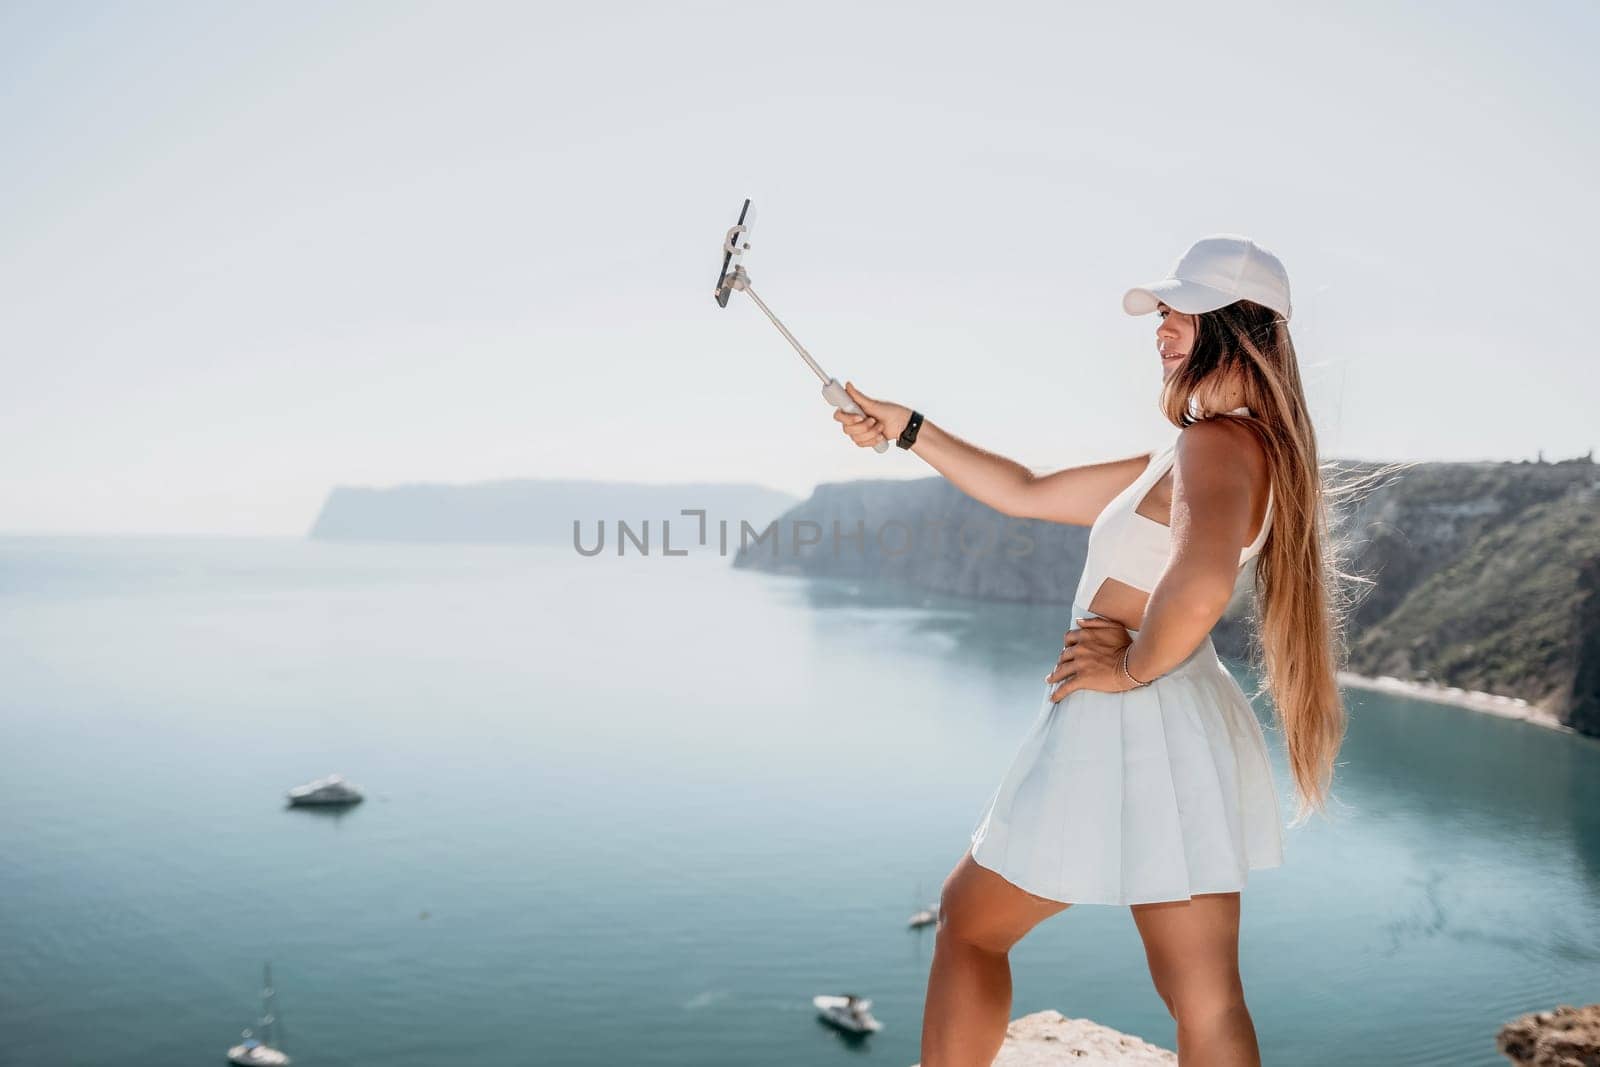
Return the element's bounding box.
[896,410,924,450]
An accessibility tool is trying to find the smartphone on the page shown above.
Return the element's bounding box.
[713,198,756,307]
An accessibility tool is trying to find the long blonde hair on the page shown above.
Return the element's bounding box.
[1160,300,1410,825]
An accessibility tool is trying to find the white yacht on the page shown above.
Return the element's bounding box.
[285,774,363,807]
[226,963,291,1065]
[814,993,884,1034]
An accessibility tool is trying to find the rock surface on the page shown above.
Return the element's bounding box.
[1496,1003,1600,1065]
[910,1009,1176,1066]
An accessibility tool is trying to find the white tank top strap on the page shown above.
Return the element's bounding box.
[1227,405,1274,561]
[1242,482,1273,561]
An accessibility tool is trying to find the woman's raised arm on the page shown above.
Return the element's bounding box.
[834,381,1152,526]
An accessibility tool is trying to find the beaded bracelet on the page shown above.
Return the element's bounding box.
[1120,644,1151,689]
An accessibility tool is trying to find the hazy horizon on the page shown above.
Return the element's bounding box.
[6,440,1591,542]
[4,1,1595,535]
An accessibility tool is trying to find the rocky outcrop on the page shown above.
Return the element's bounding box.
[910,1010,1175,1065]
[1496,1003,1600,1065]
[904,1002,1600,1065]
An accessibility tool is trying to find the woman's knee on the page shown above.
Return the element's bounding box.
[1169,988,1249,1031]
[1152,966,1245,1024]
[1132,893,1244,1020]
[936,885,1004,954]
[936,854,1064,954]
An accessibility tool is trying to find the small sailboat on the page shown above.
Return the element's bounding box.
[814,993,884,1034]
[285,773,363,808]
[226,963,291,1065]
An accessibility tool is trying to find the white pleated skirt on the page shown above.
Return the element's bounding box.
[968,601,1286,906]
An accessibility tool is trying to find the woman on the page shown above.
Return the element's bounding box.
[834,235,1358,1066]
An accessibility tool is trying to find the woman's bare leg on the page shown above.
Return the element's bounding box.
[920,851,1071,1067]
[1130,891,1261,1066]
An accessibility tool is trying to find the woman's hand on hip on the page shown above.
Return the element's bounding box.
[1046,616,1139,702]
[833,381,911,448]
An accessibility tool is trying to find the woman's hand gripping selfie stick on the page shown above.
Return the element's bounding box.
[713,199,890,453]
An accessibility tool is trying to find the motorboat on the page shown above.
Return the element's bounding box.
[285,774,363,807]
[814,993,883,1034]
[226,963,291,1065]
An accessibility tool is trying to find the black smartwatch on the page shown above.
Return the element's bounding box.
[896,410,924,450]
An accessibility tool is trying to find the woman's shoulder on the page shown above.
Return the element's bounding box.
[1173,415,1270,491]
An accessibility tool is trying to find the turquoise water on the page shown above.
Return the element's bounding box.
[1,536,1596,1066]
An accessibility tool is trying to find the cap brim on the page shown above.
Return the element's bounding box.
[1122,279,1238,317]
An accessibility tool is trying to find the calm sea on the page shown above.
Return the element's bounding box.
[1,536,1596,1066]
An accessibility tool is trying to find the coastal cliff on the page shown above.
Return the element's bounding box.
[729,476,1095,603]
[733,453,1600,737]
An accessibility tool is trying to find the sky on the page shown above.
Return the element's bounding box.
[2,0,1596,535]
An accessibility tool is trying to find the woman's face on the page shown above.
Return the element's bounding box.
[1155,301,1194,383]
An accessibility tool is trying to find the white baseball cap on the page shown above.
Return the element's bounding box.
[1122,233,1293,321]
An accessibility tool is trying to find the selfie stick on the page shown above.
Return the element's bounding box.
[713,199,890,453]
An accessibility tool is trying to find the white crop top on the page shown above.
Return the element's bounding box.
[1070,407,1274,608]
